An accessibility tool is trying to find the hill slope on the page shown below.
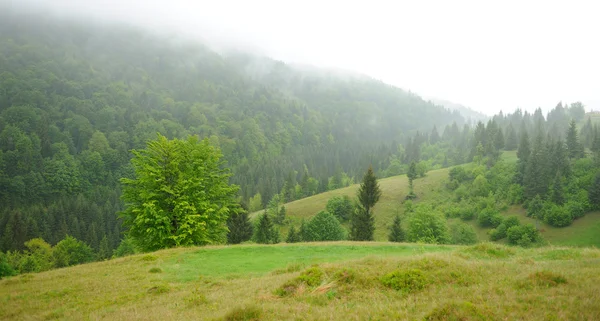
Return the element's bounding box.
[1,243,599,320]
[270,158,600,247]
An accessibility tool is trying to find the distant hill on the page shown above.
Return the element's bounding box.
[428,98,489,124]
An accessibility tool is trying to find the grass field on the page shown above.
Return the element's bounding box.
[2,242,600,320]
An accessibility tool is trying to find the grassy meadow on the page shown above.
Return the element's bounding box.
[2,242,600,320]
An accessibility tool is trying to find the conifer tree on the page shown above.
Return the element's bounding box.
[515,130,531,185]
[226,205,254,244]
[550,172,565,205]
[286,225,301,243]
[350,206,375,241]
[253,213,280,244]
[388,214,405,242]
[357,166,381,216]
[589,173,600,211]
[505,124,518,150]
[524,132,549,199]
[407,161,417,198]
[566,120,584,159]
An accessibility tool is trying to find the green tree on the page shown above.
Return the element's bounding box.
[113,237,138,258]
[406,205,450,244]
[388,214,405,242]
[550,172,565,205]
[306,211,346,241]
[407,161,417,198]
[253,213,280,244]
[357,165,381,216]
[248,193,263,212]
[449,222,477,245]
[275,206,287,225]
[53,235,94,268]
[286,225,301,243]
[523,132,549,199]
[350,206,375,241]
[120,134,238,251]
[515,129,531,185]
[325,195,354,222]
[588,172,600,210]
[0,252,16,279]
[566,120,583,159]
[97,236,111,260]
[226,205,253,244]
[505,124,518,150]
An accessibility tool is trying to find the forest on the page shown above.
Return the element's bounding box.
[1,5,600,276]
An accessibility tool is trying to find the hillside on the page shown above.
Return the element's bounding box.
[0,5,466,252]
[268,152,600,247]
[1,242,599,320]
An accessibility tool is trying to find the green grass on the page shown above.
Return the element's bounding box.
[162,242,453,282]
[2,243,600,320]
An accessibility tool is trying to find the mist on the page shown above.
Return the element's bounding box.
[7,0,600,115]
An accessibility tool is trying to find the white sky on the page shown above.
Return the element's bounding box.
[11,0,600,115]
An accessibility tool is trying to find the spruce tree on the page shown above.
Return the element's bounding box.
[524,132,549,200]
[515,130,531,185]
[286,225,301,243]
[407,161,417,198]
[388,214,405,242]
[350,206,375,241]
[357,166,381,216]
[505,124,518,150]
[550,172,565,205]
[253,213,280,244]
[566,119,583,159]
[589,172,600,210]
[226,205,254,244]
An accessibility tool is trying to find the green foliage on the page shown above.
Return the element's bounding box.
[528,271,567,287]
[589,172,600,210]
[477,208,502,228]
[357,166,381,216]
[223,305,262,321]
[53,235,94,268]
[406,205,450,244]
[113,237,138,258]
[543,204,573,227]
[490,216,520,241]
[349,206,375,241]
[24,238,54,271]
[248,193,263,213]
[120,134,238,251]
[325,196,354,222]
[449,222,477,245]
[388,215,405,242]
[305,211,346,242]
[380,269,427,293]
[285,225,301,243]
[0,252,16,279]
[506,224,541,247]
[226,206,253,244]
[253,213,280,244]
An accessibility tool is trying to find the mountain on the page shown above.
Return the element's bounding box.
[428,98,489,123]
[0,6,466,252]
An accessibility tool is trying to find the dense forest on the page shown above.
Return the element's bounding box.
[0,7,466,254]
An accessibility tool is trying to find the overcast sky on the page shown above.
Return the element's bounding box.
[12,0,600,115]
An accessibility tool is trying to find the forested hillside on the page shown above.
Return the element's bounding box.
[0,7,465,253]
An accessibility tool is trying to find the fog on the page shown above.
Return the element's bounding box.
[8,0,600,115]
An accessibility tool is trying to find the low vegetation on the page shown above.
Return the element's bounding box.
[2,242,599,320]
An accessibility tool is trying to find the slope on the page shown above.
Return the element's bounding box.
[1,243,599,320]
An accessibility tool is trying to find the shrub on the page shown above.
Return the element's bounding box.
[444,206,462,219]
[148,267,162,273]
[24,238,54,271]
[477,208,502,228]
[275,266,324,297]
[490,216,520,241]
[565,201,585,220]
[449,222,477,245]
[306,211,346,241]
[113,237,138,258]
[381,269,427,293]
[53,235,94,268]
[18,255,40,273]
[406,206,450,244]
[506,224,540,247]
[544,204,573,227]
[0,252,16,279]
[459,203,477,221]
[325,195,354,222]
[449,166,470,184]
[507,184,524,205]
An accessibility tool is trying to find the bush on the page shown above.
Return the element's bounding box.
[459,203,477,221]
[506,224,540,247]
[444,206,462,219]
[544,204,573,227]
[325,196,354,222]
[223,305,262,321]
[406,205,450,244]
[24,238,54,271]
[507,184,524,204]
[449,166,470,184]
[449,222,477,245]
[0,252,17,279]
[381,269,427,293]
[565,201,585,220]
[306,211,346,241]
[53,235,94,268]
[477,208,502,228]
[113,237,138,258]
[489,216,520,241]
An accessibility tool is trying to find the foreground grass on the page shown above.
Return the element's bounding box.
[1,242,599,320]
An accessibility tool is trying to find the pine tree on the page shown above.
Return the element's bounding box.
[430,126,440,144]
[566,119,583,159]
[550,172,565,205]
[589,172,600,210]
[275,206,286,225]
[388,214,405,242]
[494,128,505,150]
[407,161,417,198]
[253,213,280,244]
[286,225,301,243]
[505,124,518,150]
[97,235,111,260]
[515,130,531,185]
[523,132,549,200]
[350,206,375,241]
[549,140,570,177]
[226,205,254,244]
[357,166,381,216]
[298,219,310,242]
